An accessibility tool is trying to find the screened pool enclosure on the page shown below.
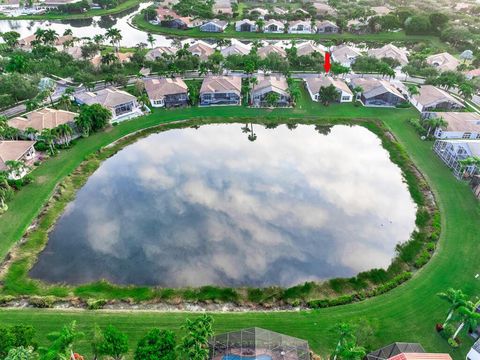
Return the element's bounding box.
[209,327,310,360]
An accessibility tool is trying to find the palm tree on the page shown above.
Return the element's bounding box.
[105,28,122,52]
[42,29,59,45]
[318,84,340,106]
[75,113,92,137]
[146,33,156,49]
[0,116,9,140]
[407,84,419,97]
[101,52,117,65]
[459,83,474,101]
[265,92,280,107]
[352,85,363,102]
[58,93,72,111]
[0,173,13,214]
[425,117,447,138]
[5,160,25,179]
[40,129,57,155]
[24,127,38,140]
[437,289,468,326]
[55,124,73,146]
[34,28,46,43]
[137,93,150,111]
[247,123,257,142]
[255,18,264,32]
[452,301,480,339]
[63,28,73,36]
[93,34,104,46]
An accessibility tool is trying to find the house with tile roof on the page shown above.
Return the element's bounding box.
[411,85,464,112]
[263,19,285,33]
[9,108,78,136]
[296,41,326,57]
[221,42,251,57]
[143,78,189,108]
[156,7,197,29]
[188,40,215,61]
[316,20,339,33]
[257,44,287,59]
[235,19,258,32]
[331,45,362,67]
[304,76,353,103]
[200,75,242,106]
[368,44,409,66]
[351,78,406,107]
[251,75,291,107]
[367,343,452,360]
[426,52,460,72]
[0,141,36,179]
[288,20,315,34]
[145,46,177,61]
[74,87,142,122]
[200,19,228,32]
[423,112,480,140]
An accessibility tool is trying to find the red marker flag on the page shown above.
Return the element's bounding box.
[324,51,331,73]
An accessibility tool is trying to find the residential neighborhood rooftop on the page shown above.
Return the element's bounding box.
[200,75,242,94]
[0,140,36,171]
[75,88,137,108]
[143,78,188,99]
[9,108,78,132]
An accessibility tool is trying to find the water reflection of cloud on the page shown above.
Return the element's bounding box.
[30,124,417,287]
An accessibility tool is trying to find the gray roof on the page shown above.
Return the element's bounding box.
[367,343,425,360]
[413,85,463,108]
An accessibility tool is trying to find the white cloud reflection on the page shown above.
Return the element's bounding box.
[30,124,417,287]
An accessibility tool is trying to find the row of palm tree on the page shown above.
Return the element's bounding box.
[437,288,480,340]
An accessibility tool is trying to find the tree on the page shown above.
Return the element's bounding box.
[331,323,365,360]
[452,301,480,339]
[459,82,474,101]
[105,28,122,51]
[318,84,339,106]
[265,92,280,107]
[147,33,156,49]
[101,52,117,65]
[425,117,447,137]
[437,289,469,326]
[98,326,129,360]
[39,322,82,360]
[39,129,57,155]
[63,28,73,36]
[178,315,213,360]
[24,127,38,141]
[5,160,26,179]
[0,173,13,214]
[134,329,176,360]
[75,104,112,136]
[55,124,74,146]
[404,15,432,35]
[1,31,21,49]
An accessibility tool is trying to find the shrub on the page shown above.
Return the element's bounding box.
[414,250,431,268]
[426,241,435,251]
[396,238,423,264]
[440,324,455,340]
[358,268,389,284]
[86,299,107,310]
[28,296,56,308]
[329,278,350,293]
[448,338,459,348]
[282,282,315,300]
[415,209,430,228]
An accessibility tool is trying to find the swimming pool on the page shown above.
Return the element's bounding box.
[222,355,273,360]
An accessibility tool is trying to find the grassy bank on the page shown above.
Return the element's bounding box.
[0,98,478,358]
[132,15,446,47]
[0,0,142,20]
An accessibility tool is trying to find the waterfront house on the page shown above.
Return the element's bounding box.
[200,19,228,32]
[200,75,242,106]
[251,75,291,107]
[433,139,480,179]
[424,112,480,140]
[188,40,215,61]
[143,78,189,108]
[221,42,251,57]
[209,328,309,360]
[367,44,409,66]
[19,34,73,50]
[0,140,36,180]
[411,85,464,112]
[288,20,314,34]
[312,2,336,16]
[0,0,20,9]
[90,52,132,68]
[331,45,362,67]
[296,41,325,57]
[213,0,232,16]
[9,108,78,138]
[316,20,339,33]
[351,78,405,107]
[235,19,257,32]
[263,19,285,33]
[257,44,287,59]
[249,7,269,18]
[426,52,460,72]
[156,7,196,29]
[304,76,353,103]
[145,46,177,61]
[74,87,141,122]
[367,343,452,360]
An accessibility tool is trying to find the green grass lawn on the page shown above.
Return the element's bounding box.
[0,0,142,20]
[0,94,479,358]
[133,15,446,47]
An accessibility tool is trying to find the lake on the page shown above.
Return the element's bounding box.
[0,3,173,47]
[29,123,417,287]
